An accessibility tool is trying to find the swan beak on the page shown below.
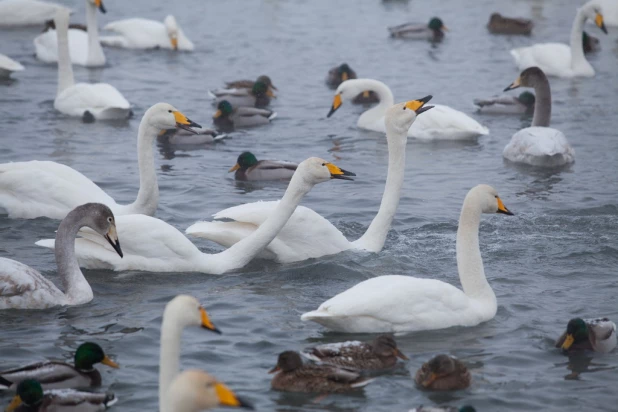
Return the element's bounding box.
[595,13,608,34]
[395,349,409,360]
[215,383,255,409]
[268,365,281,374]
[200,306,221,334]
[6,395,22,412]
[496,197,514,215]
[405,95,434,115]
[229,163,241,173]
[104,224,123,258]
[94,0,106,13]
[101,355,119,369]
[326,163,355,180]
[562,334,575,350]
[170,36,179,50]
[173,111,201,134]
[504,76,521,92]
[327,94,343,118]
[421,372,438,388]
[341,72,349,82]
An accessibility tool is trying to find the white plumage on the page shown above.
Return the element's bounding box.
[100,16,194,51]
[0,53,24,78]
[0,0,71,27]
[503,127,574,167]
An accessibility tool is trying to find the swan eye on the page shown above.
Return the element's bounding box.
[494,195,498,199]
[403,106,406,110]
[322,163,326,166]
[168,110,172,113]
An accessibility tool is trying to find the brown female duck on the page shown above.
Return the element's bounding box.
[326,63,379,104]
[414,354,470,391]
[487,13,533,35]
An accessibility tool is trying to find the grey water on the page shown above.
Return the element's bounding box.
[1,0,618,410]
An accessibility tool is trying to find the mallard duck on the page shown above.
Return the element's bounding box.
[486,13,533,35]
[5,379,116,412]
[209,81,274,108]
[158,128,226,145]
[326,64,379,104]
[269,351,374,393]
[414,355,471,391]
[213,101,276,131]
[229,152,297,182]
[555,318,617,353]
[224,75,276,94]
[409,406,476,412]
[473,91,535,115]
[388,17,447,42]
[302,335,408,370]
[583,31,600,53]
[0,343,118,391]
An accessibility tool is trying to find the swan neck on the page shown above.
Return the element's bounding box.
[531,75,552,127]
[130,120,159,215]
[85,2,105,65]
[159,316,183,412]
[569,7,589,71]
[55,14,75,96]
[55,211,92,305]
[357,80,394,125]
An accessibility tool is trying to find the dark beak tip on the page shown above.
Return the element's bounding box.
[421,95,433,103]
[237,397,255,410]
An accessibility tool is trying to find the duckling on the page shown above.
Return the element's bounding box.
[213,100,276,132]
[302,335,408,370]
[473,91,535,115]
[229,152,297,181]
[486,13,533,35]
[583,31,600,53]
[209,81,274,108]
[269,351,374,393]
[388,17,447,42]
[326,63,379,104]
[410,406,476,412]
[556,318,617,353]
[224,75,277,95]
[5,379,116,412]
[0,343,118,391]
[414,355,471,391]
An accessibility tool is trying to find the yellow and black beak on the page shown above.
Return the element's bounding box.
[595,12,608,34]
[170,36,179,50]
[561,334,575,350]
[6,395,22,412]
[327,94,343,118]
[101,355,120,369]
[215,382,254,409]
[228,163,241,173]
[200,306,221,334]
[94,0,106,13]
[504,76,521,92]
[326,163,355,181]
[104,223,123,258]
[496,197,514,216]
[395,349,409,361]
[173,111,201,134]
[405,95,434,115]
[268,365,281,374]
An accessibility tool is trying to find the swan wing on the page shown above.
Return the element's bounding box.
[0,160,116,219]
[0,258,64,309]
[503,127,574,166]
[0,53,24,72]
[510,43,572,76]
[33,29,89,65]
[0,0,72,27]
[410,104,488,140]
[55,83,131,119]
[102,18,168,49]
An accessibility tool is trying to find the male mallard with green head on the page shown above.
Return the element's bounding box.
[415,354,471,391]
[213,101,276,131]
[225,75,277,95]
[388,17,448,42]
[229,152,297,182]
[556,317,616,353]
[209,81,275,108]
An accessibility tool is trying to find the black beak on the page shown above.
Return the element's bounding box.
[416,105,434,115]
[176,119,202,135]
[236,397,255,410]
[331,169,356,181]
[600,22,608,34]
[497,208,514,216]
[105,235,123,258]
[326,105,339,118]
[504,83,519,92]
[201,324,222,334]
[414,95,434,114]
[99,1,106,13]
[0,376,12,388]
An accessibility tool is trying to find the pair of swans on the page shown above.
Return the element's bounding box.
[51,9,131,120]
[301,184,514,333]
[511,0,608,77]
[0,103,198,219]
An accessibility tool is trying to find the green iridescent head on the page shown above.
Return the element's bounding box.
[237,152,258,169]
[74,342,119,370]
[428,17,445,31]
[14,379,44,407]
[252,81,269,97]
[518,91,536,107]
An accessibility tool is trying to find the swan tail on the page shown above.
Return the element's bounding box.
[300,310,333,322]
[35,239,55,249]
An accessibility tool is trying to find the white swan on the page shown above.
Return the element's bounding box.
[158,295,221,412]
[35,158,356,274]
[301,184,514,333]
[0,53,24,78]
[326,79,488,140]
[0,203,122,310]
[503,67,574,167]
[510,1,608,77]
[596,0,618,26]
[185,98,433,263]
[167,370,253,412]
[51,9,130,120]
[0,103,200,220]
[34,0,106,67]
[0,0,71,27]
[100,15,194,51]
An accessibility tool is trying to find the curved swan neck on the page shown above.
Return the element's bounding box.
[55,209,93,305]
[55,12,74,96]
[354,79,395,125]
[569,6,591,73]
[355,125,407,251]
[531,74,552,127]
[455,195,494,300]
[129,117,159,215]
[159,314,184,412]
[85,1,105,66]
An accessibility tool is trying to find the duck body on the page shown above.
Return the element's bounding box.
[388,21,446,41]
[487,13,532,35]
[224,75,276,94]
[100,16,194,50]
[0,54,25,78]
[158,129,226,145]
[503,127,574,167]
[415,355,471,391]
[229,152,297,182]
[7,380,116,412]
[555,317,617,353]
[213,101,276,131]
[0,362,101,391]
[0,0,71,27]
[473,92,535,115]
[210,89,270,108]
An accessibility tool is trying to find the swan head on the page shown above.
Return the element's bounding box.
[6,380,44,411]
[372,335,409,360]
[88,0,106,14]
[74,342,119,370]
[146,103,201,134]
[71,203,122,258]
[164,15,180,49]
[294,157,355,186]
[428,17,447,32]
[168,370,254,411]
[504,67,547,92]
[469,185,514,216]
[385,97,434,135]
[164,295,221,334]
[328,79,375,117]
[582,2,608,34]
[269,351,303,374]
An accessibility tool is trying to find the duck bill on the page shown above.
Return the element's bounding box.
[595,13,608,34]
[395,349,409,360]
[95,0,106,13]
[213,110,223,119]
[421,372,438,388]
[101,355,119,369]
[327,94,342,118]
[405,95,433,115]
[266,88,276,98]
[228,163,241,173]
[104,224,123,258]
[504,76,521,92]
[268,365,281,374]
[215,383,254,409]
[496,197,514,216]
[441,25,449,31]
[341,72,349,82]
[173,111,201,134]
[200,307,221,334]
[561,334,575,350]
[6,395,22,412]
[326,163,355,181]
